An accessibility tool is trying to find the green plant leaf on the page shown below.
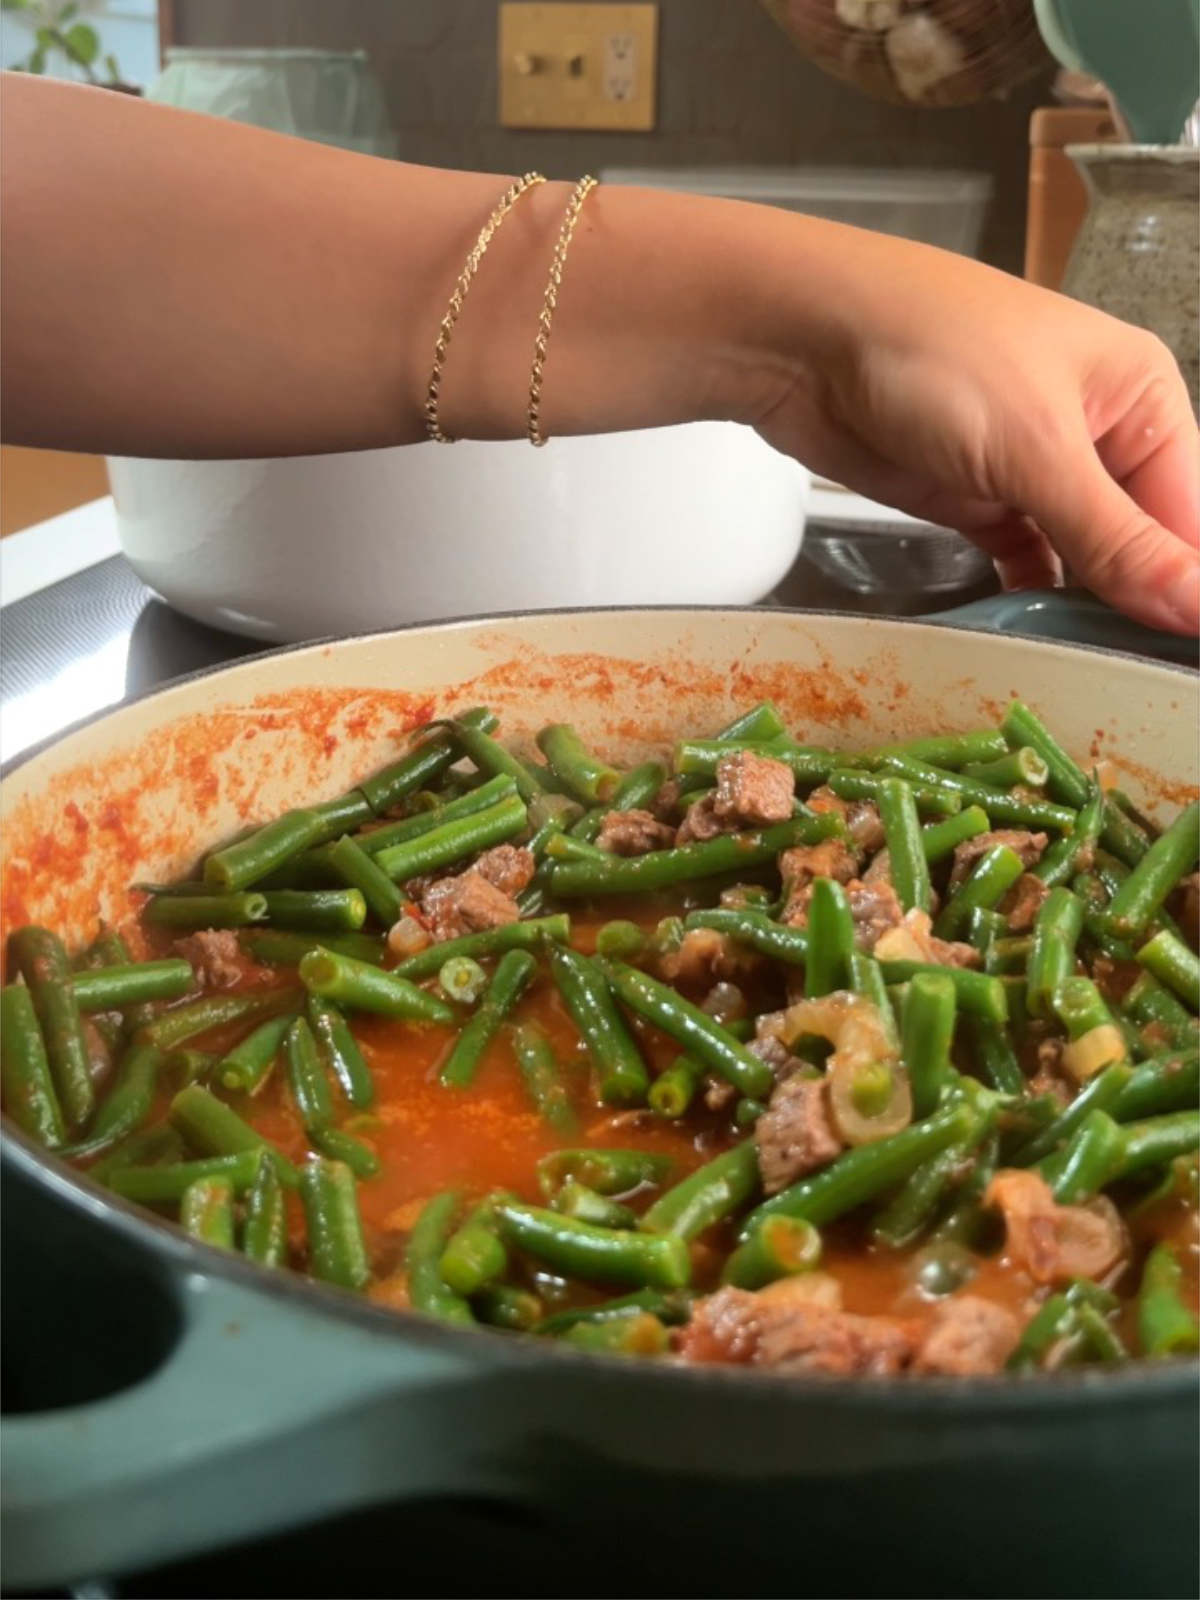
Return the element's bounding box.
[59,1,78,16]
[0,0,32,12]
[34,23,56,45]
[63,20,98,64]
[28,45,46,71]
[103,50,121,81]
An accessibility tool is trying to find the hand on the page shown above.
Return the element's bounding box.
[751,238,1199,634]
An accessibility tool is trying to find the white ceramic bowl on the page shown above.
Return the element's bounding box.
[108,425,809,642]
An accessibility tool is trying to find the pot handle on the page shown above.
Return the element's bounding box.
[930,589,1196,667]
[2,1266,507,1592]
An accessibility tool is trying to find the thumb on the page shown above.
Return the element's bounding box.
[1030,440,1200,636]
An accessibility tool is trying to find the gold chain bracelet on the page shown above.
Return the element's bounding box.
[527,175,598,447]
[424,171,546,444]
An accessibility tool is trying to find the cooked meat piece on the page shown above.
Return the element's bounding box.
[386,911,432,959]
[421,870,522,943]
[1000,872,1050,933]
[806,786,886,855]
[949,830,1048,891]
[984,1169,1129,1286]
[679,1283,917,1375]
[595,807,675,856]
[1177,871,1199,947]
[788,877,911,953]
[874,909,980,968]
[911,1295,1022,1376]
[703,1075,738,1112]
[780,837,860,894]
[652,777,683,821]
[660,927,756,987]
[1091,952,1145,1006]
[748,1014,797,1078]
[473,844,535,897]
[713,750,795,826]
[755,1074,844,1194]
[863,847,892,884]
[174,929,247,990]
[676,794,725,844]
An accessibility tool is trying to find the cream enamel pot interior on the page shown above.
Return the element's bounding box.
[107,425,810,642]
[2,606,1197,1597]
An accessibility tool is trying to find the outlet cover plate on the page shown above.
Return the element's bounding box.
[499,4,658,131]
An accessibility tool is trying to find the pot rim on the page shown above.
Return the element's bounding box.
[3,602,1195,1407]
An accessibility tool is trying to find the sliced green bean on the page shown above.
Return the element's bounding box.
[473,1284,543,1331]
[512,1023,577,1133]
[649,1054,705,1118]
[684,908,807,965]
[902,971,957,1119]
[571,761,666,841]
[299,1156,370,1291]
[180,1176,235,1250]
[145,892,269,930]
[1015,1063,1133,1168]
[1105,801,1198,939]
[876,961,1007,1024]
[828,768,963,818]
[536,724,620,805]
[374,792,528,884]
[284,1017,334,1132]
[70,959,194,1012]
[1025,888,1084,1019]
[876,753,1076,832]
[1113,1111,1200,1181]
[107,1149,263,1201]
[920,807,992,863]
[640,1140,760,1240]
[0,983,66,1149]
[962,747,1049,789]
[243,928,385,967]
[1138,1243,1200,1357]
[1121,972,1198,1052]
[356,707,497,814]
[548,947,650,1106]
[494,1200,691,1290]
[934,845,1024,943]
[867,730,1008,769]
[351,774,517,861]
[439,1198,509,1295]
[168,1083,299,1186]
[217,1013,295,1095]
[7,926,95,1131]
[405,1191,474,1325]
[299,948,455,1027]
[1112,1049,1199,1122]
[322,834,404,926]
[877,777,932,914]
[1040,1109,1126,1202]
[675,736,837,787]
[63,1042,164,1161]
[552,1181,637,1229]
[311,1125,381,1180]
[204,809,329,893]
[88,1123,184,1184]
[1137,929,1200,1012]
[720,1214,823,1288]
[562,1312,671,1356]
[394,916,569,981]
[537,1147,673,1199]
[534,1288,694,1335]
[871,1128,980,1251]
[439,949,536,1089]
[1035,782,1104,887]
[594,920,647,960]
[242,1151,287,1267]
[805,876,855,998]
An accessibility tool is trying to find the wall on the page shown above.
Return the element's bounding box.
[169,0,1052,273]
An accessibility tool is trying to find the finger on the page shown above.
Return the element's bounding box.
[1029,434,1200,634]
[1095,398,1200,552]
[962,514,1064,591]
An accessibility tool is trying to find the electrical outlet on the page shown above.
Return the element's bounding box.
[499,4,658,131]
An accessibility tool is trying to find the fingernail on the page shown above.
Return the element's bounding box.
[1170,563,1200,632]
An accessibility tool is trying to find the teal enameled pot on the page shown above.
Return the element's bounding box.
[2,598,1196,1596]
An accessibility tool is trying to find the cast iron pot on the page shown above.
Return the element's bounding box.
[2,601,1197,1598]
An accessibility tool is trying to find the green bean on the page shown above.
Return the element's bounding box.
[1112,1049,1199,1121]
[107,1149,263,1201]
[934,846,1024,943]
[876,961,1007,1024]
[548,947,650,1106]
[713,702,788,743]
[552,813,845,899]
[544,833,610,866]
[137,991,292,1050]
[374,793,528,884]
[439,949,536,1089]
[405,1191,474,1325]
[534,1288,694,1335]
[535,724,620,805]
[561,1312,671,1356]
[243,928,385,967]
[145,892,269,930]
[1121,971,1198,1052]
[284,1017,334,1132]
[180,1176,235,1250]
[961,1012,1023,1097]
[738,1099,975,1242]
[304,994,375,1109]
[684,908,807,965]
[1113,1111,1200,1181]
[594,920,647,959]
[423,717,545,803]
[438,956,488,1004]
[7,927,95,1131]
[211,1013,291,1096]
[985,935,1033,975]
[649,1054,705,1118]
[439,1198,509,1294]
[1136,929,1200,1012]
[70,959,194,1012]
[674,736,837,787]
[1035,783,1104,887]
[901,971,957,1119]
[1105,802,1198,938]
[511,1023,576,1134]
[553,1181,637,1229]
[537,1147,673,1199]
[473,1284,544,1331]
[242,1152,287,1267]
[1000,701,1090,807]
[1007,1292,1073,1371]
[876,753,1076,832]
[844,951,897,1046]
[1015,1063,1133,1168]
[320,835,404,926]
[204,810,329,893]
[64,1042,164,1160]
[299,948,455,1027]
[356,707,497,814]
[1040,1110,1125,1202]
[1075,1302,1129,1365]
[88,1123,183,1184]
[877,778,932,914]
[804,877,855,998]
[311,1125,381,1180]
[920,807,992,863]
[308,788,375,841]
[259,889,369,933]
[352,775,518,859]
[640,1140,760,1241]
[494,1201,691,1290]
[867,730,1009,769]
[394,915,570,981]
[1137,1244,1200,1357]
[871,1125,982,1250]
[828,768,963,818]
[962,747,1049,789]
[734,1096,765,1129]
[719,1213,823,1288]
[168,1083,299,1186]
[0,983,66,1149]
[603,961,773,1100]
[299,1156,370,1292]
[965,907,1007,957]
[571,761,666,841]
[1024,888,1084,1019]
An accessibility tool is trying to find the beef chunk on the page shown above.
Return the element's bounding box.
[473,845,535,897]
[912,1296,1021,1376]
[984,1169,1128,1286]
[1001,872,1050,933]
[421,870,522,943]
[806,786,885,854]
[779,837,860,898]
[679,1282,916,1375]
[660,927,755,988]
[714,750,794,826]
[755,1074,844,1194]
[949,830,1048,891]
[787,877,908,958]
[748,1013,797,1078]
[676,794,725,844]
[174,930,246,991]
[595,808,675,856]
[703,1075,738,1112]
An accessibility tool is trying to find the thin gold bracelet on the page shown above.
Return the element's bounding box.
[527,175,598,447]
[424,171,546,444]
